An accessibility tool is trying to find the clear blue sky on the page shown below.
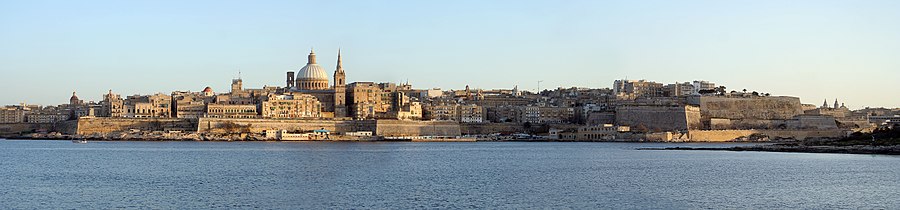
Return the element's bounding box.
[1,0,898,108]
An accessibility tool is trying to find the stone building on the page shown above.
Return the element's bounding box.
[0,105,27,123]
[388,101,422,120]
[100,90,126,118]
[613,79,665,99]
[473,95,532,107]
[64,92,102,119]
[261,93,322,119]
[666,80,717,96]
[206,104,258,118]
[23,105,69,123]
[457,104,485,123]
[376,91,422,120]
[346,82,383,119]
[25,112,69,123]
[664,82,693,97]
[559,124,631,140]
[482,105,574,124]
[124,93,172,118]
[172,91,213,119]
[538,107,575,124]
[521,106,540,123]
[486,106,521,123]
[422,102,485,123]
[805,99,850,119]
[423,103,458,121]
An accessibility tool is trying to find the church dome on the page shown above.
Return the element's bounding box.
[70,92,79,101]
[295,49,330,90]
[298,63,328,80]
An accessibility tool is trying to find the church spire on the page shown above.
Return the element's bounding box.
[307,48,317,64]
[333,48,346,87]
[336,48,343,73]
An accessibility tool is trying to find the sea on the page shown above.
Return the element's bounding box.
[1,140,898,209]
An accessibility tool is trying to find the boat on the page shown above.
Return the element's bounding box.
[72,139,87,144]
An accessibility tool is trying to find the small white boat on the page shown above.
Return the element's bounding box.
[72,139,87,144]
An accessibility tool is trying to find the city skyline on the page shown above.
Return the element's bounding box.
[2,0,899,108]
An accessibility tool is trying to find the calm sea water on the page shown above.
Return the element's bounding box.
[1,140,898,209]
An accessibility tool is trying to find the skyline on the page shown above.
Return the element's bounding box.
[2,0,899,108]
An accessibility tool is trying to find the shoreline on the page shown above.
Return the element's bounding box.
[640,144,900,155]
[2,136,772,143]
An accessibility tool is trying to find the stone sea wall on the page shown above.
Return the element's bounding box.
[687,129,845,141]
[197,118,375,134]
[375,120,461,137]
[76,117,197,135]
[197,118,460,137]
[460,123,525,135]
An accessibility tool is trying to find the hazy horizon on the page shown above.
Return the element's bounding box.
[2,0,898,109]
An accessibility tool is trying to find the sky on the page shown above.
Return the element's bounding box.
[1,0,898,109]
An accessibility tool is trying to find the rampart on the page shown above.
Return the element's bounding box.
[197,118,460,137]
[687,129,845,141]
[460,123,525,135]
[375,120,461,137]
[615,105,701,131]
[197,118,375,134]
[76,117,197,135]
[692,96,802,120]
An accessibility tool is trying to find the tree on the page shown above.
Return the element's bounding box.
[715,86,727,95]
[751,91,759,96]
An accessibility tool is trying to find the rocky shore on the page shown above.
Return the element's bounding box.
[3,131,267,141]
[641,143,900,155]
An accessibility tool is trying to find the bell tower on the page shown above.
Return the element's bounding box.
[286,71,295,89]
[334,49,346,87]
[333,49,347,118]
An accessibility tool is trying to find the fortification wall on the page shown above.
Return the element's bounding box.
[197,118,458,137]
[375,120,461,137]
[615,105,701,131]
[687,130,756,141]
[729,119,790,129]
[687,129,845,141]
[460,123,525,135]
[1,123,45,135]
[77,118,197,135]
[197,118,375,134]
[695,96,802,120]
[759,129,844,140]
[0,121,78,135]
